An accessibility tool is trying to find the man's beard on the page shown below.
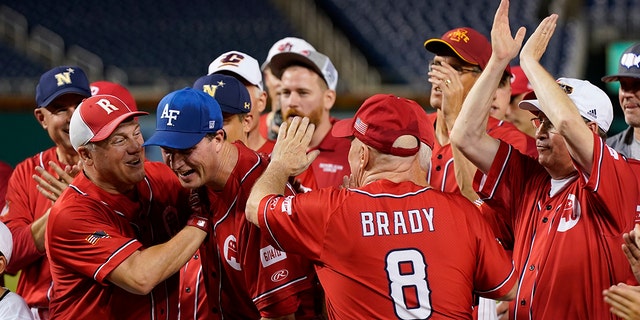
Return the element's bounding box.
[283,106,324,127]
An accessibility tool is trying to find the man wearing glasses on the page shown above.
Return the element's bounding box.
[423,26,537,320]
[423,27,536,200]
[451,1,637,317]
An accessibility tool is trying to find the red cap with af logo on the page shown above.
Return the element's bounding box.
[332,94,433,156]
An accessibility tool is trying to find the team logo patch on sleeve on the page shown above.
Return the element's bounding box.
[86,230,110,245]
[260,245,287,267]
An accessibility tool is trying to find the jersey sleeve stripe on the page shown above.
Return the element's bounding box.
[262,195,286,251]
[92,239,140,281]
[483,143,513,200]
[474,261,517,294]
[251,275,309,303]
[592,136,605,192]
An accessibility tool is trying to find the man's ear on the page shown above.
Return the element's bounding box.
[586,121,599,134]
[33,108,47,130]
[77,146,93,165]
[242,114,254,134]
[323,89,336,111]
[0,255,7,275]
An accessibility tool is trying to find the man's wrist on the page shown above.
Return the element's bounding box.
[187,215,209,233]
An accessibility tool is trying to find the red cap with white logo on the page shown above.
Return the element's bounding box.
[70,94,148,151]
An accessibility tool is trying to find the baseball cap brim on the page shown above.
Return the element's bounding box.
[90,111,149,142]
[39,87,90,108]
[143,130,207,150]
[269,52,323,80]
[518,91,540,111]
[601,73,640,83]
[331,118,355,138]
[423,39,479,67]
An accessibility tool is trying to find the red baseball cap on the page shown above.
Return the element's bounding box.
[90,81,137,110]
[332,94,430,156]
[510,66,532,96]
[424,27,492,70]
[70,94,148,151]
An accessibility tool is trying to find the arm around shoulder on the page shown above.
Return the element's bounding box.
[107,225,206,295]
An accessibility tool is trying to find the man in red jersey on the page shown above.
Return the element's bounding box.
[46,94,209,319]
[144,88,318,319]
[269,50,351,190]
[1,66,91,319]
[423,24,537,199]
[246,94,517,319]
[451,1,638,318]
[208,50,275,155]
[32,80,140,202]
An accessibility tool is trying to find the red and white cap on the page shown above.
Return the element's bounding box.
[332,94,430,156]
[90,81,138,110]
[0,221,12,264]
[261,37,316,70]
[208,51,264,91]
[70,94,148,151]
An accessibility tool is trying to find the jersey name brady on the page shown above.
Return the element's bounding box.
[361,208,434,237]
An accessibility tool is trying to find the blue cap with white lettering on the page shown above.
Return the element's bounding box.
[144,87,223,150]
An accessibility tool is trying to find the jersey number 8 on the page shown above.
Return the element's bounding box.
[385,249,432,319]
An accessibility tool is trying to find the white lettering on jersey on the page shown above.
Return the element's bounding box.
[558,194,581,232]
[160,103,181,126]
[362,208,435,237]
[260,245,288,267]
[281,196,293,215]
[95,98,119,114]
[223,235,241,270]
[318,163,344,173]
[606,145,620,160]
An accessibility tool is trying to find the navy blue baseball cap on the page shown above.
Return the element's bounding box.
[143,87,223,150]
[35,66,91,107]
[193,74,252,114]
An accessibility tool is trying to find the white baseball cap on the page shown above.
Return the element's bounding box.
[519,77,613,132]
[208,51,263,91]
[0,221,13,264]
[269,50,339,91]
[261,37,316,71]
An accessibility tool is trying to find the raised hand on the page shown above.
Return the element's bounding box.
[623,224,640,283]
[603,283,640,319]
[271,116,319,177]
[491,0,526,62]
[33,161,82,201]
[519,13,558,64]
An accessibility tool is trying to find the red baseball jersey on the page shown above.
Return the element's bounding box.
[178,249,210,320]
[46,162,190,319]
[199,143,317,319]
[256,139,275,157]
[1,147,63,314]
[427,114,537,193]
[0,161,12,210]
[257,179,517,319]
[477,135,638,319]
[294,119,351,190]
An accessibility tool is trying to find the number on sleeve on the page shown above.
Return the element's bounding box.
[385,249,432,319]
